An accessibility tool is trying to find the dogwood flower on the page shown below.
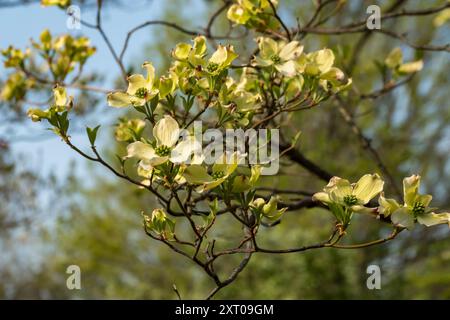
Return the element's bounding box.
[107,61,159,107]
[379,175,450,230]
[253,37,303,77]
[143,208,175,239]
[173,37,237,76]
[203,45,238,75]
[251,196,287,221]
[183,152,243,192]
[172,35,207,64]
[313,174,384,213]
[296,48,351,91]
[384,48,423,75]
[27,84,72,121]
[227,0,278,26]
[125,115,202,167]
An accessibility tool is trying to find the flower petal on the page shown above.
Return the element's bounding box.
[403,174,420,207]
[172,43,192,60]
[398,60,423,74]
[153,115,180,147]
[253,56,273,67]
[170,137,202,164]
[257,37,278,60]
[275,60,298,77]
[142,61,155,89]
[416,194,433,207]
[183,165,212,184]
[53,85,67,106]
[126,74,147,95]
[312,191,331,204]
[126,141,155,160]
[417,212,450,227]
[351,205,376,214]
[385,47,403,69]
[329,177,352,203]
[279,41,303,61]
[107,92,132,107]
[391,207,415,230]
[209,45,228,65]
[353,173,384,204]
[378,192,401,217]
[309,48,335,74]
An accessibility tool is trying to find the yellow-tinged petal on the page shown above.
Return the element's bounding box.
[142,61,155,88]
[232,175,251,193]
[53,85,67,106]
[385,47,403,69]
[127,74,147,95]
[378,192,401,217]
[391,207,415,230]
[398,60,423,74]
[321,67,345,83]
[183,165,213,184]
[193,36,207,56]
[172,43,191,60]
[312,48,334,74]
[433,8,450,27]
[312,191,331,204]
[125,141,156,160]
[258,37,278,60]
[153,116,180,147]
[223,45,238,67]
[352,173,384,204]
[329,177,352,203]
[416,194,432,207]
[227,4,251,25]
[403,174,420,207]
[107,92,132,107]
[251,198,266,209]
[351,205,376,214]
[209,45,228,65]
[170,136,202,164]
[153,115,180,147]
[278,41,303,61]
[275,60,298,77]
[213,151,241,176]
[27,108,49,122]
[249,165,261,186]
[417,212,450,227]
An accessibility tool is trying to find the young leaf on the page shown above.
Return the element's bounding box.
[86,125,101,146]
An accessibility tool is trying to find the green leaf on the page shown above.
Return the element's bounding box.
[86,125,101,146]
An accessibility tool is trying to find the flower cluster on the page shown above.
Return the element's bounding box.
[253,37,352,93]
[314,174,450,229]
[1,30,95,104]
[143,208,175,240]
[27,85,72,122]
[385,47,423,77]
[227,0,280,29]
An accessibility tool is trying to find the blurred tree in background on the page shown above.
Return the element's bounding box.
[0,0,449,299]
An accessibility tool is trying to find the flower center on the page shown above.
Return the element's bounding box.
[135,87,148,99]
[343,195,358,206]
[412,201,425,216]
[211,171,225,180]
[207,62,219,73]
[270,54,281,64]
[155,145,171,157]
